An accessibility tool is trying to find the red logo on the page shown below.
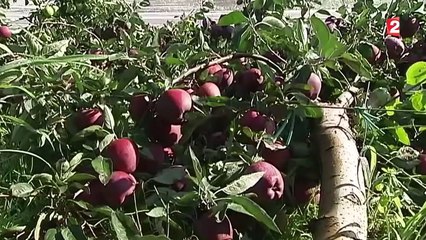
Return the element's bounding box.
[386,17,400,37]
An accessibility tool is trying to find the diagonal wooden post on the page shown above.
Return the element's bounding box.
[312,87,368,240]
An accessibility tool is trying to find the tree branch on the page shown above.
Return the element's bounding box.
[171,53,285,85]
[312,87,367,240]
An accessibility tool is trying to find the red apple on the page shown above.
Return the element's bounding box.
[400,16,419,38]
[0,26,12,39]
[236,68,264,93]
[197,82,221,97]
[417,154,426,174]
[155,89,192,124]
[76,180,105,205]
[307,73,322,100]
[260,141,291,172]
[218,68,234,90]
[194,212,233,240]
[129,94,150,123]
[106,138,140,173]
[292,179,320,205]
[245,161,284,202]
[146,117,183,147]
[103,171,137,208]
[385,36,405,60]
[239,110,276,134]
[74,108,104,130]
[138,144,167,175]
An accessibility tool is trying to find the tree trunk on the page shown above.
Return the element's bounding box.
[312,89,368,240]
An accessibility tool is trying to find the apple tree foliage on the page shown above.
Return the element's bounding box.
[1,0,426,239]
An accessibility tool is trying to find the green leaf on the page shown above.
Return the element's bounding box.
[115,212,140,235]
[60,227,78,240]
[188,146,203,183]
[102,105,115,130]
[42,40,69,56]
[30,173,53,183]
[0,43,12,54]
[68,153,84,172]
[44,228,59,240]
[406,61,426,86]
[218,11,248,26]
[115,65,139,91]
[0,69,24,83]
[71,125,109,142]
[152,167,187,185]
[146,206,167,218]
[99,134,115,153]
[238,26,253,52]
[367,88,390,108]
[261,16,285,28]
[221,172,264,195]
[410,91,426,111]
[66,173,96,183]
[91,156,112,185]
[0,84,36,99]
[111,212,129,240]
[10,183,34,197]
[310,15,347,58]
[310,16,330,51]
[340,52,373,79]
[165,56,186,65]
[395,126,410,145]
[220,196,281,234]
[254,0,266,9]
[294,19,308,50]
[34,212,47,240]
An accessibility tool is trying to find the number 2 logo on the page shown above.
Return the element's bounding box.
[386,17,400,37]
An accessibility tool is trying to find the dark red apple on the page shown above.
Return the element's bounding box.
[194,212,233,240]
[210,23,224,39]
[138,144,167,175]
[146,117,183,147]
[128,48,140,58]
[197,82,221,97]
[205,64,224,83]
[326,21,337,32]
[221,26,234,40]
[400,16,419,38]
[417,154,426,174]
[106,138,140,173]
[307,72,322,100]
[292,179,320,205]
[0,26,12,39]
[358,43,382,64]
[260,141,291,172]
[325,16,337,23]
[76,180,105,205]
[155,89,192,124]
[169,165,190,191]
[103,171,137,208]
[74,108,104,130]
[236,68,264,93]
[207,64,222,75]
[239,110,276,134]
[218,68,234,90]
[129,94,150,123]
[385,36,405,60]
[244,161,284,202]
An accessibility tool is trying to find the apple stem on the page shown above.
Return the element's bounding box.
[171,53,285,86]
[311,87,367,240]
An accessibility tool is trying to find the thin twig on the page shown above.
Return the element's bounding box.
[171,53,285,85]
